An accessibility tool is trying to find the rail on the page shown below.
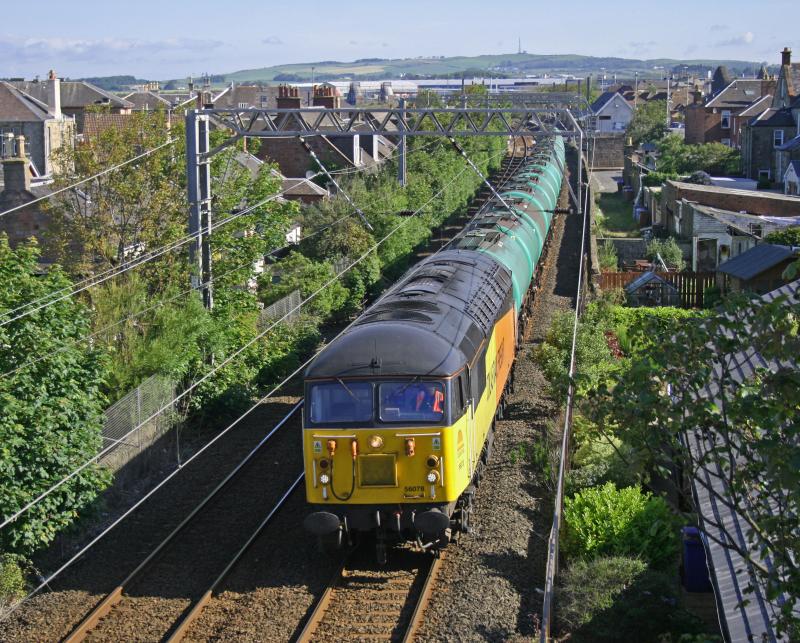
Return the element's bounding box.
[296,549,444,643]
[63,401,304,642]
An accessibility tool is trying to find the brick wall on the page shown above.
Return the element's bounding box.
[259,136,353,177]
[662,180,800,217]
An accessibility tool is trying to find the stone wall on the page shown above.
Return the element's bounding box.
[586,133,626,169]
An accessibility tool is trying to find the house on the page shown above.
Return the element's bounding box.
[230,150,329,204]
[0,135,55,259]
[674,202,787,271]
[785,160,800,195]
[740,47,800,182]
[121,91,174,112]
[591,91,634,133]
[0,76,75,179]
[256,85,394,177]
[9,73,132,134]
[716,243,798,293]
[661,180,800,224]
[684,78,774,147]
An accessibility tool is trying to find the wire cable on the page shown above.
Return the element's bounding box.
[0,148,496,620]
[0,174,324,328]
[0,153,492,535]
[0,138,178,220]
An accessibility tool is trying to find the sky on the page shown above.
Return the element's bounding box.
[1,0,798,79]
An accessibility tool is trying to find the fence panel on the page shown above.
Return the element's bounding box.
[599,271,715,308]
[100,375,176,472]
[259,289,302,327]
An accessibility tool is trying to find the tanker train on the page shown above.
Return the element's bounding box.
[302,136,566,559]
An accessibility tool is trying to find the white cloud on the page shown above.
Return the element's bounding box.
[262,35,283,45]
[0,36,223,72]
[715,31,755,47]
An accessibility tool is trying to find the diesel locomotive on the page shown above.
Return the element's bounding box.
[302,137,566,559]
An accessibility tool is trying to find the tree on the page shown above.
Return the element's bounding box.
[656,135,741,176]
[626,100,668,146]
[0,237,109,554]
[646,237,685,271]
[47,109,186,279]
[764,226,800,246]
[587,292,800,637]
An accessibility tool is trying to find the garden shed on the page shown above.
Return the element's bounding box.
[624,271,680,307]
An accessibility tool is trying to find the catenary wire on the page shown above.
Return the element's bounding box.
[0,149,503,536]
[0,147,505,620]
[0,138,178,219]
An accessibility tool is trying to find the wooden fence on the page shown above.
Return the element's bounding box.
[599,271,716,308]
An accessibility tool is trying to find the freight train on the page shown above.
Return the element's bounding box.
[302,137,566,560]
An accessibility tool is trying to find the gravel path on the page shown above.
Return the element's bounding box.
[415,156,581,642]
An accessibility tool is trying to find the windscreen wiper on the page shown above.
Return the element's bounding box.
[335,377,358,401]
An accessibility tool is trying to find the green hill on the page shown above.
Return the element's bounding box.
[217,52,768,84]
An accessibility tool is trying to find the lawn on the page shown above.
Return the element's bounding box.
[594,193,640,238]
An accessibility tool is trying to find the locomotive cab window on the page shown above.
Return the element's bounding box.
[309,380,373,425]
[379,381,445,423]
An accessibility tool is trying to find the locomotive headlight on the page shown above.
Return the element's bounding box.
[426,455,440,468]
[319,473,330,485]
[426,470,439,484]
[369,435,384,449]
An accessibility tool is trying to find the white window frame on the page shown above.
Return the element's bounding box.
[721,138,731,147]
[238,102,249,109]
[774,130,785,148]
[721,110,731,129]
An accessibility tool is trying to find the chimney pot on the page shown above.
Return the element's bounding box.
[782,47,792,66]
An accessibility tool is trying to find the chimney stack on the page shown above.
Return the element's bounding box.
[3,135,31,193]
[693,89,703,105]
[276,84,301,109]
[313,84,340,109]
[782,47,792,66]
[47,69,61,119]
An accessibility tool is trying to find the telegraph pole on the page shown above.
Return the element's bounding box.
[398,97,407,186]
[186,109,214,309]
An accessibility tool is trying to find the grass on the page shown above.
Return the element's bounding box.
[594,193,641,239]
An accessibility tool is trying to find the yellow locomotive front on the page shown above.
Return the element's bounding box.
[301,250,516,559]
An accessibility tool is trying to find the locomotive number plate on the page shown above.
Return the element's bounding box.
[358,454,397,487]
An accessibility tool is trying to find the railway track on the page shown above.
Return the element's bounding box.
[55,146,533,643]
[296,548,443,643]
[63,401,305,643]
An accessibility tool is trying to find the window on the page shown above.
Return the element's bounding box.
[774,130,785,148]
[238,102,249,109]
[759,169,771,180]
[598,115,611,120]
[309,381,373,424]
[721,138,731,147]
[379,381,444,423]
[721,110,731,129]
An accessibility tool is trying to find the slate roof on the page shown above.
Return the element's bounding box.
[739,95,772,118]
[752,108,796,127]
[707,80,769,110]
[689,280,800,643]
[591,90,629,113]
[716,243,798,280]
[122,91,172,111]
[10,80,133,110]
[0,81,51,121]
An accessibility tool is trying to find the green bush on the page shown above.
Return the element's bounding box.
[557,555,708,642]
[0,554,25,607]
[598,240,618,272]
[764,226,800,246]
[563,482,679,569]
[642,171,679,187]
[757,178,773,190]
[646,237,685,271]
[567,435,640,494]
